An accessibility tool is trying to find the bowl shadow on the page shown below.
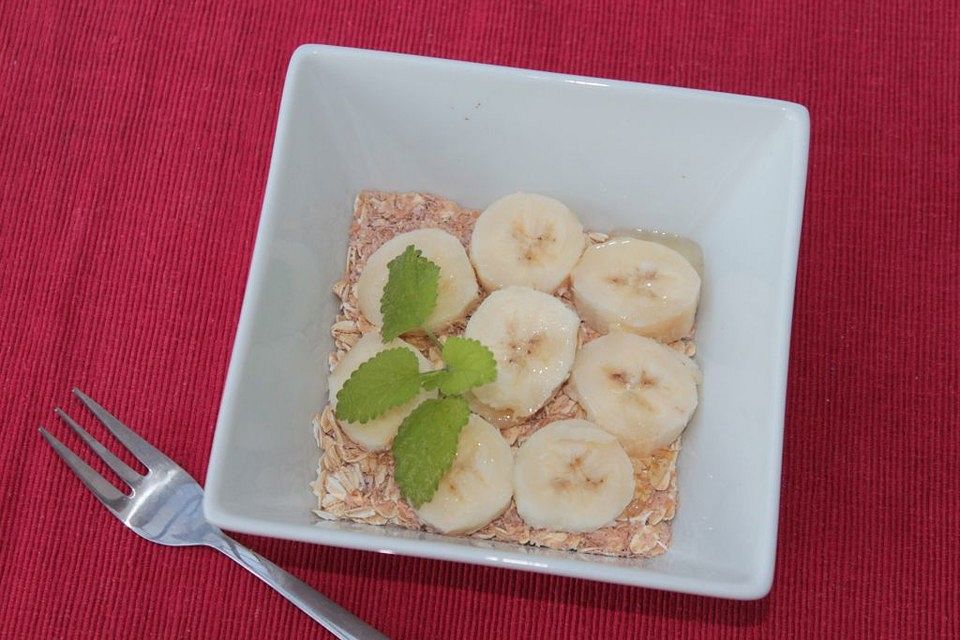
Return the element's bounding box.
[236,533,770,627]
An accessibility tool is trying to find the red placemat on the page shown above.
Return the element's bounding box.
[1,2,957,638]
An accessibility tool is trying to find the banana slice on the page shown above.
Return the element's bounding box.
[470,193,586,293]
[328,333,436,451]
[464,286,580,425]
[571,237,701,342]
[357,228,480,333]
[514,419,635,532]
[415,415,514,534]
[568,332,700,457]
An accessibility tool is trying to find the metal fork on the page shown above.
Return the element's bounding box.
[39,388,387,640]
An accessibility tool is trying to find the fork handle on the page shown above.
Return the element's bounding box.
[207,534,388,639]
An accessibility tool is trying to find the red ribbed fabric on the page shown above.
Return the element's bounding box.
[1,2,957,638]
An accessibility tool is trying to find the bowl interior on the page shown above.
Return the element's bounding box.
[204,45,808,598]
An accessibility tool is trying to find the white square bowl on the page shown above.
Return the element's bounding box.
[203,44,809,600]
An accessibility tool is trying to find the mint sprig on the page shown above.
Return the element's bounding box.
[333,243,498,507]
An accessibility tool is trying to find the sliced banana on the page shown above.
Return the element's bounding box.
[568,332,700,457]
[514,419,635,532]
[464,286,580,425]
[470,193,586,293]
[571,237,701,342]
[415,415,514,534]
[357,228,480,333]
[328,333,436,451]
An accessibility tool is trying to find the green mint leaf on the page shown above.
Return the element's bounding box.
[420,337,497,396]
[335,348,422,423]
[392,396,469,508]
[380,245,440,341]
[441,337,497,393]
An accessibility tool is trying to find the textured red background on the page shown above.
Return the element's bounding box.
[2,1,958,638]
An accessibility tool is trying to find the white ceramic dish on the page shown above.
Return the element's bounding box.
[203,44,809,599]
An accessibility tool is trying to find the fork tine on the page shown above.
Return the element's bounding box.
[39,428,127,511]
[55,408,142,485]
[72,388,172,471]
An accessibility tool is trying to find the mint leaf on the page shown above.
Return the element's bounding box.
[440,337,497,393]
[392,396,469,507]
[421,337,497,396]
[380,245,440,341]
[335,348,422,423]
